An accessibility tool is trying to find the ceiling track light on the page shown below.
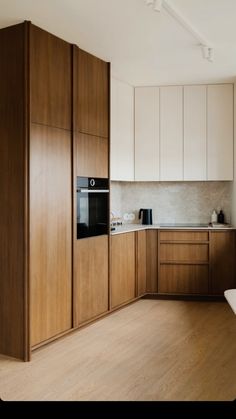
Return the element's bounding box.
[201,45,214,62]
[145,0,154,6]
[144,0,214,62]
[145,0,163,12]
[154,0,163,12]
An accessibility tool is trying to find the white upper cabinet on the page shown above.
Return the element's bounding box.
[184,86,207,181]
[111,78,134,181]
[135,87,159,181]
[110,81,234,183]
[207,84,234,181]
[160,86,183,181]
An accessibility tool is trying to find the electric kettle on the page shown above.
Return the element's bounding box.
[139,209,153,225]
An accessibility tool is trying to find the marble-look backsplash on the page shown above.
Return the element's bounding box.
[111,181,232,225]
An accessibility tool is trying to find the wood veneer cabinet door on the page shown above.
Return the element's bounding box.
[0,22,27,360]
[74,47,109,138]
[146,230,158,293]
[30,24,71,130]
[160,243,209,263]
[75,132,108,178]
[210,231,236,295]
[30,124,72,346]
[111,233,136,308]
[74,236,109,326]
[136,231,147,296]
[159,265,209,294]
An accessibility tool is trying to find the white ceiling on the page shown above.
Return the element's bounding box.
[0,0,236,86]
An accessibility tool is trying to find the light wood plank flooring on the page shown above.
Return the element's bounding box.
[0,299,236,401]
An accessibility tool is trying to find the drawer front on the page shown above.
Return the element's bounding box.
[160,243,209,262]
[159,265,209,294]
[159,231,209,242]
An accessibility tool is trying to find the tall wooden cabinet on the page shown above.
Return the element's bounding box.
[29,25,73,348]
[73,46,110,327]
[0,22,73,360]
[0,21,110,361]
[0,22,27,361]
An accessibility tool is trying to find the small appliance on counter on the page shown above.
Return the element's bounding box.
[139,208,153,225]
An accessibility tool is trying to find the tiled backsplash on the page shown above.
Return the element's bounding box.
[111,181,232,225]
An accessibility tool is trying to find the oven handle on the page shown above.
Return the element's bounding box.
[77,189,109,193]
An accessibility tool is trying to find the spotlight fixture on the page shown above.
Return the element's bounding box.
[154,0,163,12]
[145,0,154,6]
[201,45,214,62]
[145,0,162,12]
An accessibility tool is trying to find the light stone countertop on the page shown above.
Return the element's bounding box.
[111,224,236,235]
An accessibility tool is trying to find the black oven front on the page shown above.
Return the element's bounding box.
[77,177,109,239]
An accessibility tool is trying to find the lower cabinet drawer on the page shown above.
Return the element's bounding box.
[160,243,209,262]
[159,231,209,242]
[159,264,209,295]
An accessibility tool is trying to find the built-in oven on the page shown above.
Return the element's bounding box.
[76,177,109,239]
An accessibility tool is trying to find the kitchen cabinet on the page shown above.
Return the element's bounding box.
[160,86,183,181]
[111,78,134,181]
[0,22,73,360]
[146,230,158,293]
[158,229,236,296]
[75,132,109,178]
[207,84,233,181]
[73,47,109,138]
[158,230,209,295]
[159,265,209,295]
[0,23,26,360]
[0,21,110,360]
[111,233,136,308]
[210,231,236,295]
[133,83,234,182]
[184,86,207,181]
[30,24,71,130]
[135,87,160,181]
[74,236,109,326]
[136,230,147,296]
[30,124,72,347]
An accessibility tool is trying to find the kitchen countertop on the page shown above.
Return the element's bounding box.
[111,223,236,235]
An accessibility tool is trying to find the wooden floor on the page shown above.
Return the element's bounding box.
[0,299,236,401]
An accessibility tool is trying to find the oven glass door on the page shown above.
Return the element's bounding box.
[77,190,108,239]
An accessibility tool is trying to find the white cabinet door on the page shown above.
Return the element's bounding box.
[184,86,207,181]
[160,86,183,181]
[111,78,134,181]
[135,87,159,181]
[207,84,233,181]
